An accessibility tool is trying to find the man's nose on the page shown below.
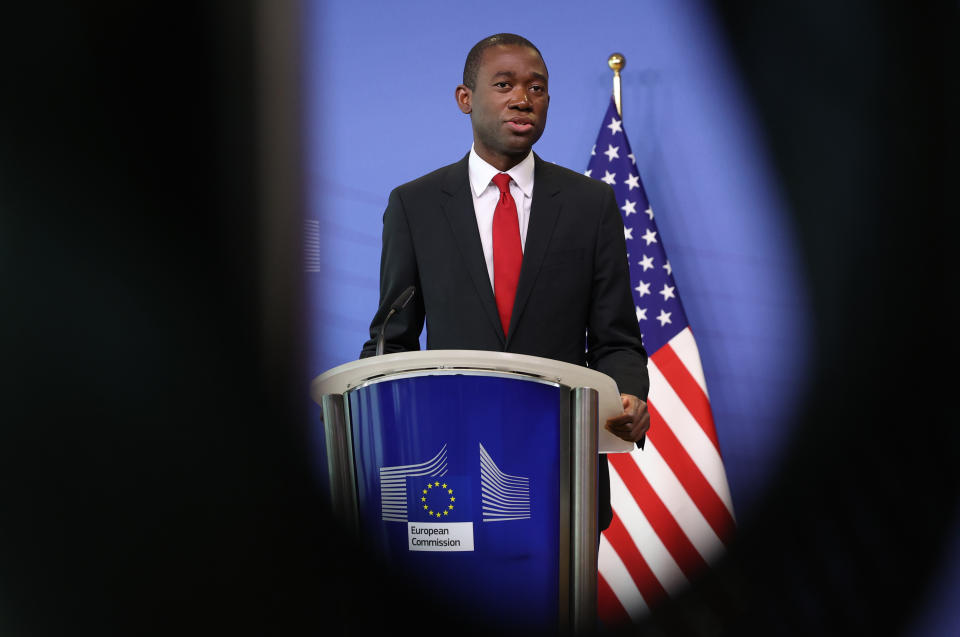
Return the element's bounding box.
[508,90,532,109]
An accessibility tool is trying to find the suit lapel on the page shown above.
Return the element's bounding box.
[440,155,506,346]
[506,155,562,346]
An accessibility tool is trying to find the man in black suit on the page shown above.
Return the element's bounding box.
[361,33,649,530]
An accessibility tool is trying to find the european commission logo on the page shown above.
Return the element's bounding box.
[378,443,532,551]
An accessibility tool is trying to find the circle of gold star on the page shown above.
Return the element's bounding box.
[421,480,456,518]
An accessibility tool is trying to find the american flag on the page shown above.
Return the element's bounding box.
[586,98,736,623]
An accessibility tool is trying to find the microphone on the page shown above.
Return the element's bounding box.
[375,286,416,356]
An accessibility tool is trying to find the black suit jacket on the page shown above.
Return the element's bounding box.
[361,153,649,529]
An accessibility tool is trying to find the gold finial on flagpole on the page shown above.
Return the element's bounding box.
[608,53,625,116]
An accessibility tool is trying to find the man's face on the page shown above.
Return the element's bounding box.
[456,44,549,170]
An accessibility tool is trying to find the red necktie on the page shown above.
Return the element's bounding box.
[492,173,522,337]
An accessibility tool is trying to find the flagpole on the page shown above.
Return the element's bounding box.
[608,53,625,116]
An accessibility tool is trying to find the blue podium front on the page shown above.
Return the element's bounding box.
[347,372,568,630]
[314,351,614,633]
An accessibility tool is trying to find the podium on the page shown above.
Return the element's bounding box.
[311,351,632,633]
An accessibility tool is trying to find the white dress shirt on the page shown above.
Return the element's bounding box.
[467,146,534,291]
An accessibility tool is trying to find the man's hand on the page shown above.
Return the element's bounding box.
[605,393,650,443]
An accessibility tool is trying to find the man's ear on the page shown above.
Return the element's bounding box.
[455,84,472,114]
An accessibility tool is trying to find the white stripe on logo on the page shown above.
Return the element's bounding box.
[379,444,448,522]
[479,443,530,522]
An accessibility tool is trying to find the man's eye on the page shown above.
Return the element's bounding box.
[531,85,544,92]
[494,82,510,89]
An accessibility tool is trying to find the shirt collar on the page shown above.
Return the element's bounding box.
[468,146,535,199]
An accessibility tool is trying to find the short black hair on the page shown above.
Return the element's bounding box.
[462,33,546,90]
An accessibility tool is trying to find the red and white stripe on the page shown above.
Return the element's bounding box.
[598,327,735,623]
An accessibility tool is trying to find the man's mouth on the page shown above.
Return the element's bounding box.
[505,118,535,133]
